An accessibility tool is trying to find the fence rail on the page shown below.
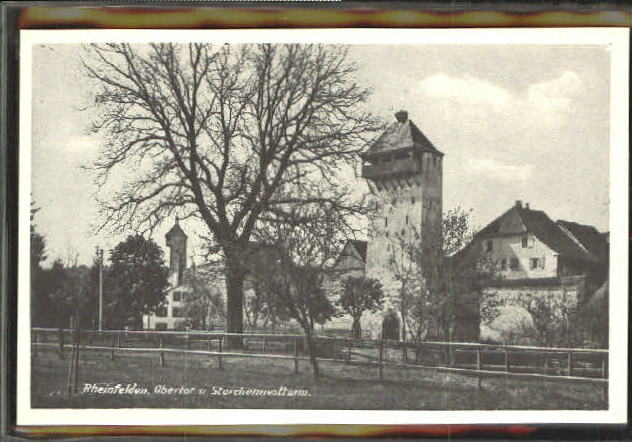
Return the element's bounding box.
[31,327,608,403]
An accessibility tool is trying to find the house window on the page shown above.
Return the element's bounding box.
[521,234,529,248]
[173,291,182,302]
[172,307,184,318]
[510,257,519,270]
[405,215,409,225]
[155,306,167,317]
[486,240,493,252]
[530,258,538,269]
[500,258,507,270]
[155,323,167,331]
[530,257,545,269]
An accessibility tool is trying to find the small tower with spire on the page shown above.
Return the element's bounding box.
[165,216,187,287]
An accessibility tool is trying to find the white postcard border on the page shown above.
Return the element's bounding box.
[17,27,629,426]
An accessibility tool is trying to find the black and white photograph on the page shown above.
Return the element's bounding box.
[17,28,628,425]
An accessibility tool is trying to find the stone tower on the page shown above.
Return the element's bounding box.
[165,217,187,287]
[361,110,443,338]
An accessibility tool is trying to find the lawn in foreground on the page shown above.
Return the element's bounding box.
[31,348,605,410]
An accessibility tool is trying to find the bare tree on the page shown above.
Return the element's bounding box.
[252,202,347,377]
[183,263,226,330]
[387,208,494,344]
[243,279,282,330]
[82,43,382,335]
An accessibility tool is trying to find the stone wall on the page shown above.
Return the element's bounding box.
[480,278,583,345]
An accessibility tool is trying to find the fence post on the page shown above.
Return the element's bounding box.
[67,322,80,395]
[504,347,509,373]
[543,356,548,374]
[415,343,420,364]
[567,351,573,376]
[59,328,65,359]
[476,348,482,389]
[294,336,299,374]
[262,336,267,354]
[218,335,223,370]
[379,340,384,380]
[159,335,165,368]
[346,339,352,363]
[74,325,81,394]
[66,344,75,397]
[403,341,408,363]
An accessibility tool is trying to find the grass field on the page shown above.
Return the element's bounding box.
[31,347,606,410]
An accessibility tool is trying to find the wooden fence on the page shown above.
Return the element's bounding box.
[31,327,608,403]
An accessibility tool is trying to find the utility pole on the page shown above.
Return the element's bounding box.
[98,247,104,332]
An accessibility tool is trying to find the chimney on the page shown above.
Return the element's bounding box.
[515,200,522,209]
[395,110,408,123]
[525,202,530,210]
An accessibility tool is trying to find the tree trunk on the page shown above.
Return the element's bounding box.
[304,332,320,378]
[400,307,407,342]
[224,251,245,349]
[351,318,361,340]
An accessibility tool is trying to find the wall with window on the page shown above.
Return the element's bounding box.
[480,233,558,280]
[142,286,193,330]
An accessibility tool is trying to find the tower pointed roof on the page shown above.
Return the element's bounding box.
[364,110,443,158]
[165,216,187,240]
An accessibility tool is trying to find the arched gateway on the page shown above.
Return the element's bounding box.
[381,311,400,341]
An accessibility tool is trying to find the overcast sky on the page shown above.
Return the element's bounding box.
[30,43,611,265]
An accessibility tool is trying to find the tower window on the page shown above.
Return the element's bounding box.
[521,234,529,248]
[384,217,388,227]
[486,240,493,252]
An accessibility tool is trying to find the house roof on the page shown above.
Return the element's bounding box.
[364,112,443,157]
[349,239,368,261]
[557,220,609,262]
[477,203,605,263]
[331,239,368,271]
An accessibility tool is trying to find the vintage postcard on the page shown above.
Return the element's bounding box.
[17,28,628,426]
